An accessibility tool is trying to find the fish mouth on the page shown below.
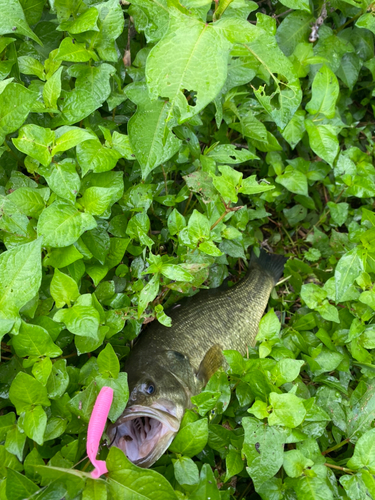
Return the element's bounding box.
[106,404,180,468]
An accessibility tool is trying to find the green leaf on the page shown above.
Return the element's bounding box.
[0,0,42,44]
[161,264,194,282]
[56,37,97,62]
[50,269,80,308]
[12,321,62,358]
[283,449,314,478]
[188,209,211,244]
[0,83,37,145]
[13,125,55,167]
[173,456,199,490]
[97,343,120,379]
[58,7,99,34]
[54,302,100,338]
[268,392,307,428]
[77,139,122,176]
[347,428,375,472]
[356,13,375,36]
[43,67,63,110]
[306,66,339,118]
[138,274,160,317]
[169,418,208,457]
[276,166,308,196]
[146,10,231,123]
[9,372,50,414]
[0,238,42,319]
[293,476,334,500]
[271,359,304,387]
[5,469,38,500]
[126,83,181,179]
[37,201,97,248]
[107,447,178,499]
[239,175,275,195]
[335,247,364,302]
[52,126,94,155]
[305,120,339,166]
[47,359,69,399]
[242,417,284,491]
[18,56,45,80]
[189,463,220,500]
[24,405,47,445]
[7,187,45,218]
[39,159,81,204]
[211,165,242,203]
[278,0,310,12]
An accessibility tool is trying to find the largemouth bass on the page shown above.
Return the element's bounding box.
[107,250,286,467]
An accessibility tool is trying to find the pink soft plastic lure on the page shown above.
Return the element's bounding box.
[87,386,114,479]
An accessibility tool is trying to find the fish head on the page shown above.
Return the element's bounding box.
[107,351,197,468]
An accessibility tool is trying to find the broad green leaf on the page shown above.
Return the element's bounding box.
[46,359,70,399]
[239,175,275,195]
[32,357,53,386]
[13,125,54,167]
[9,372,50,414]
[4,426,26,462]
[18,56,45,80]
[173,456,199,490]
[43,67,63,110]
[293,476,334,500]
[37,201,97,248]
[54,303,100,338]
[107,447,178,500]
[12,321,62,358]
[7,187,45,218]
[239,26,302,128]
[283,449,314,477]
[58,7,99,34]
[347,428,375,472]
[0,238,42,319]
[39,159,81,204]
[276,166,308,196]
[189,463,220,500]
[271,359,304,387]
[0,413,15,441]
[5,469,39,500]
[268,392,306,428]
[188,210,211,244]
[305,120,339,166]
[138,274,160,316]
[169,418,208,457]
[242,417,284,491]
[356,13,375,36]
[52,127,94,155]
[24,405,47,445]
[50,269,80,308]
[146,11,231,123]
[211,164,242,203]
[335,247,364,302]
[77,139,121,176]
[0,83,37,145]
[306,65,339,118]
[19,0,45,25]
[80,187,114,216]
[97,343,120,379]
[56,37,97,62]
[89,0,124,62]
[0,0,42,44]
[278,0,310,12]
[126,82,181,179]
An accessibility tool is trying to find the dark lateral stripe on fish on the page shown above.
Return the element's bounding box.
[249,249,288,285]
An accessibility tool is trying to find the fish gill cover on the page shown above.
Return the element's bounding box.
[0,0,374,499]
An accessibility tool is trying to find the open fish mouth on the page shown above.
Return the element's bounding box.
[106,404,180,468]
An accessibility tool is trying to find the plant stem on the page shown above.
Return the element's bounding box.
[324,463,355,474]
[322,438,350,455]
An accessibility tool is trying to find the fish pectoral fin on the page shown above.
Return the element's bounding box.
[196,344,224,385]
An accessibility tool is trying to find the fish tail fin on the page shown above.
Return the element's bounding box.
[250,249,287,284]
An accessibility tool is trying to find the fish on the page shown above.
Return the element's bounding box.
[106,249,287,468]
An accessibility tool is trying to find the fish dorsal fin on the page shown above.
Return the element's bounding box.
[196,344,224,385]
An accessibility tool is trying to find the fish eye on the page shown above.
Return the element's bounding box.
[145,384,155,395]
